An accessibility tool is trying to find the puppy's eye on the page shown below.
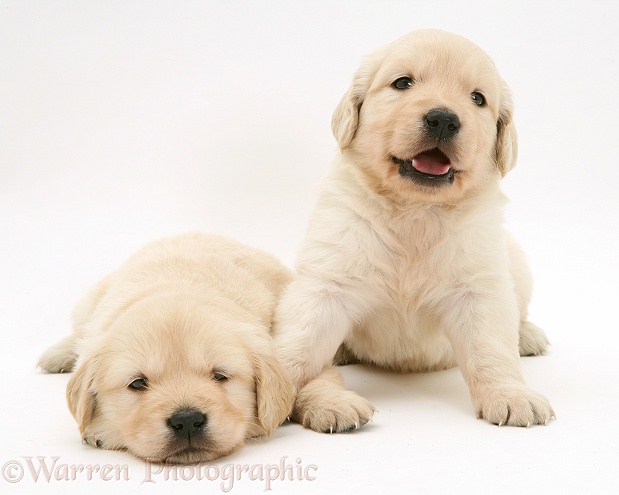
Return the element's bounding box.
[392,77,413,90]
[128,378,148,391]
[471,92,486,106]
[212,371,229,382]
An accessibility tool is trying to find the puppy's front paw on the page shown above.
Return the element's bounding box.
[519,321,550,356]
[295,390,375,433]
[475,384,555,427]
[82,434,104,449]
[293,385,375,433]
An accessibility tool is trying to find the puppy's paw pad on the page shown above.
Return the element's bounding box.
[476,385,554,427]
[518,321,550,356]
[296,390,375,434]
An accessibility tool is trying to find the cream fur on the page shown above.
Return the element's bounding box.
[38,233,293,463]
[273,29,553,432]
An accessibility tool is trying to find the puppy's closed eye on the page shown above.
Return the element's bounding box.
[212,371,229,382]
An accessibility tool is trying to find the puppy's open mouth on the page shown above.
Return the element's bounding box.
[392,148,456,186]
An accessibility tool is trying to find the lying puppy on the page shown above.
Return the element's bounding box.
[274,29,554,431]
[39,233,293,463]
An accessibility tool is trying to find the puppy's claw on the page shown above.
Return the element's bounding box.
[355,422,359,430]
[329,426,333,434]
[497,421,503,427]
[526,422,531,428]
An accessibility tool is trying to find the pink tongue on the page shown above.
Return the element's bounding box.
[412,150,451,175]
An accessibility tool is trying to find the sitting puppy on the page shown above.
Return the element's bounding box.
[273,29,554,432]
[39,233,293,463]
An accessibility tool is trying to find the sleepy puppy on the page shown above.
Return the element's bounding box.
[274,29,554,431]
[38,233,293,463]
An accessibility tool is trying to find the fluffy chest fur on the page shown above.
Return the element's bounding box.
[298,162,509,371]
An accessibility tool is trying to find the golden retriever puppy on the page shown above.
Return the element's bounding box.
[273,29,554,432]
[38,233,293,463]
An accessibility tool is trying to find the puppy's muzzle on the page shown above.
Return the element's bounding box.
[168,409,207,439]
[425,108,460,140]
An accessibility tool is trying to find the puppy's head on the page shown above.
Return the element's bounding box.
[66,296,292,464]
[332,29,517,204]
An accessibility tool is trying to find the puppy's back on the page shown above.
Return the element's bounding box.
[81,233,292,338]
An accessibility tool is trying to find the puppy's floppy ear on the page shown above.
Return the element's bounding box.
[253,352,293,435]
[66,359,97,436]
[331,52,381,150]
[495,79,518,177]
[331,86,363,151]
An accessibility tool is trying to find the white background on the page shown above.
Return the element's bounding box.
[1,1,618,493]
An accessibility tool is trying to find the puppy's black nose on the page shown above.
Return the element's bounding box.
[168,409,207,438]
[425,108,460,140]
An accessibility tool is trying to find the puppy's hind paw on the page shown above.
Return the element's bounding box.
[518,321,550,357]
[37,335,78,374]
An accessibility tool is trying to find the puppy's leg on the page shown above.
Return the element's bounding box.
[443,279,554,427]
[274,276,376,431]
[507,236,551,356]
[274,276,362,391]
[292,366,375,433]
